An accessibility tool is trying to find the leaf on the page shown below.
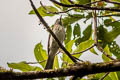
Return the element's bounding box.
[29,6,58,17]
[82,24,92,40]
[53,55,59,69]
[59,0,71,10]
[34,42,47,68]
[73,23,81,39]
[104,27,120,43]
[97,25,108,43]
[8,61,42,72]
[116,72,120,79]
[109,72,119,80]
[102,45,112,62]
[73,40,94,54]
[77,0,91,5]
[90,48,98,55]
[64,25,72,44]
[52,2,62,9]
[75,24,92,45]
[84,12,92,23]
[95,73,112,80]
[109,41,120,59]
[104,19,120,28]
[65,40,75,53]
[62,40,75,63]
[63,14,85,27]
[60,0,71,4]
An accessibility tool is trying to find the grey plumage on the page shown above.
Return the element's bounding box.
[45,18,65,69]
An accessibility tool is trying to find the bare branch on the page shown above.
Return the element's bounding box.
[97,14,120,17]
[0,60,120,79]
[40,1,74,14]
[97,44,116,60]
[92,10,116,60]
[93,11,98,44]
[50,0,120,12]
[105,0,120,5]
[29,0,77,63]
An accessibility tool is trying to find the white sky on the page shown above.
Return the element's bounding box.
[0,0,119,69]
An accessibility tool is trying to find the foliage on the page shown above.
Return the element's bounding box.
[8,0,120,79]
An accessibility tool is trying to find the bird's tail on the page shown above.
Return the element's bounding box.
[45,53,55,70]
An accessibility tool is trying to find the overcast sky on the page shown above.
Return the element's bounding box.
[1,0,119,69]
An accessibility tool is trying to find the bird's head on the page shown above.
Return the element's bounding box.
[55,15,62,25]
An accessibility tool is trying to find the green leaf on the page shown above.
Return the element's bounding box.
[90,48,98,55]
[65,40,75,53]
[59,0,71,10]
[84,12,92,23]
[104,19,120,28]
[58,77,65,80]
[97,25,108,43]
[112,0,120,2]
[104,27,120,43]
[109,41,120,59]
[73,40,94,54]
[102,45,112,62]
[34,42,47,68]
[116,72,120,79]
[53,55,59,69]
[63,14,85,27]
[52,2,62,9]
[75,24,92,45]
[95,73,112,80]
[62,40,75,63]
[73,23,81,39]
[82,24,92,40]
[29,6,58,17]
[77,0,91,5]
[64,25,72,44]
[8,61,41,72]
[60,0,71,4]
[109,72,119,80]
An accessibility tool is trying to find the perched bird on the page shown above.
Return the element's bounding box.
[45,16,65,69]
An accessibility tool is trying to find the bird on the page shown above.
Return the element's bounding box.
[45,16,65,69]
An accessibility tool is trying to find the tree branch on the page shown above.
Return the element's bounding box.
[50,0,120,12]
[105,0,120,5]
[29,0,77,63]
[0,60,120,79]
[93,9,116,60]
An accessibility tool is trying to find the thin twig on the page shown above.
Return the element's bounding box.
[105,0,120,5]
[40,1,85,14]
[97,44,116,60]
[50,0,120,12]
[29,0,77,63]
[93,10,98,44]
[97,14,120,17]
[92,10,116,60]
[72,44,96,55]
[99,72,110,80]
[40,1,73,14]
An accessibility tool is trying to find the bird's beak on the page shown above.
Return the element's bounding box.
[60,15,62,22]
